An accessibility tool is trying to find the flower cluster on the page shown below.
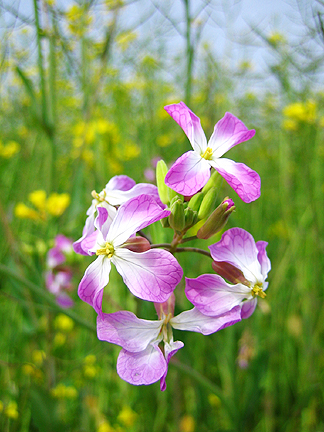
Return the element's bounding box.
[74,102,270,391]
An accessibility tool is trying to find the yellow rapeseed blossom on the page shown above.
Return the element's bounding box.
[66,5,92,36]
[283,100,317,124]
[105,0,124,10]
[157,134,172,148]
[238,60,253,71]
[28,190,47,211]
[53,332,66,347]
[54,314,74,333]
[51,383,78,399]
[22,364,36,376]
[4,401,19,420]
[117,406,137,427]
[83,365,97,379]
[267,31,286,46]
[84,354,96,364]
[117,142,140,160]
[116,31,137,51]
[97,420,114,432]
[15,202,40,220]
[46,193,70,216]
[0,140,20,158]
[282,119,297,131]
[32,350,46,367]
[179,414,195,432]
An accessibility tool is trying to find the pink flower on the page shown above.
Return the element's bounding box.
[185,228,271,319]
[77,194,183,314]
[164,102,260,202]
[97,295,241,390]
[73,175,164,255]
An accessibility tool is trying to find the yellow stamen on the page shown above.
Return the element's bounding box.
[251,284,266,299]
[96,242,115,257]
[201,147,213,160]
[91,190,106,202]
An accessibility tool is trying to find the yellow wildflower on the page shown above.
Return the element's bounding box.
[4,401,19,419]
[22,364,36,376]
[105,0,124,10]
[0,140,20,158]
[84,354,96,364]
[53,332,66,347]
[282,119,297,131]
[51,383,78,399]
[117,406,137,427]
[14,203,40,220]
[157,134,172,148]
[283,100,317,124]
[66,5,92,36]
[116,31,137,51]
[46,193,70,216]
[83,365,97,379]
[208,393,221,408]
[179,415,195,432]
[267,31,286,46]
[97,420,114,432]
[54,314,74,333]
[32,350,46,367]
[28,190,47,212]
[117,142,140,160]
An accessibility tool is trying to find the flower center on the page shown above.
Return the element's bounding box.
[91,190,106,203]
[251,283,266,299]
[201,147,213,160]
[96,242,115,258]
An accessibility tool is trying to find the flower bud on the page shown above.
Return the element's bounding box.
[169,194,184,207]
[197,198,235,239]
[202,170,221,194]
[198,187,218,220]
[156,160,169,205]
[160,216,170,228]
[184,207,198,229]
[212,260,249,285]
[169,199,185,233]
[188,192,204,212]
[122,236,151,252]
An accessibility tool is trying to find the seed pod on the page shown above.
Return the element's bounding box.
[169,199,185,233]
[198,187,218,220]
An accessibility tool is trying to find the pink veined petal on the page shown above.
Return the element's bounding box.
[80,231,98,256]
[73,201,96,255]
[209,112,256,158]
[164,101,207,153]
[185,274,251,316]
[241,298,257,319]
[47,247,65,268]
[160,340,184,391]
[56,294,74,309]
[256,241,271,280]
[107,194,170,247]
[170,306,242,335]
[210,158,260,203]
[94,206,116,240]
[112,248,183,302]
[97,311,163,353]
[209,228,263,284]
[105,174,136,192]
[78,255,111,314]
[117,343,167,386]
[105,183,165,209]
[165,151,211,196]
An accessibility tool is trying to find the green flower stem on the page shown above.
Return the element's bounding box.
[151,244,212,259]
[0,263,96,333]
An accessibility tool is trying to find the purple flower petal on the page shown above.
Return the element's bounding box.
[108,194,170,247]
[210,158,260,203]
[55,234,73,253]
[106,183,165,209]
[78,255,111,314]
[164,101,207,154]
[73,202,97,255]
[47,248,65,268]
[117,344,166,386]
[185,274,251,316]
[80,231,98,256]
[106,175,136,192]
[56,294,74,309]
[209,228,263,284]
[165,151,211,196]
[160,340,184,391]
[170,306,241,335]
[241,298,257,319]
[209,112,256,158]
[112,248,183,302]
[97,311,163,352]
[256,241,271,279]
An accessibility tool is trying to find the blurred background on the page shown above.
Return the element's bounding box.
[0,0,324,431]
